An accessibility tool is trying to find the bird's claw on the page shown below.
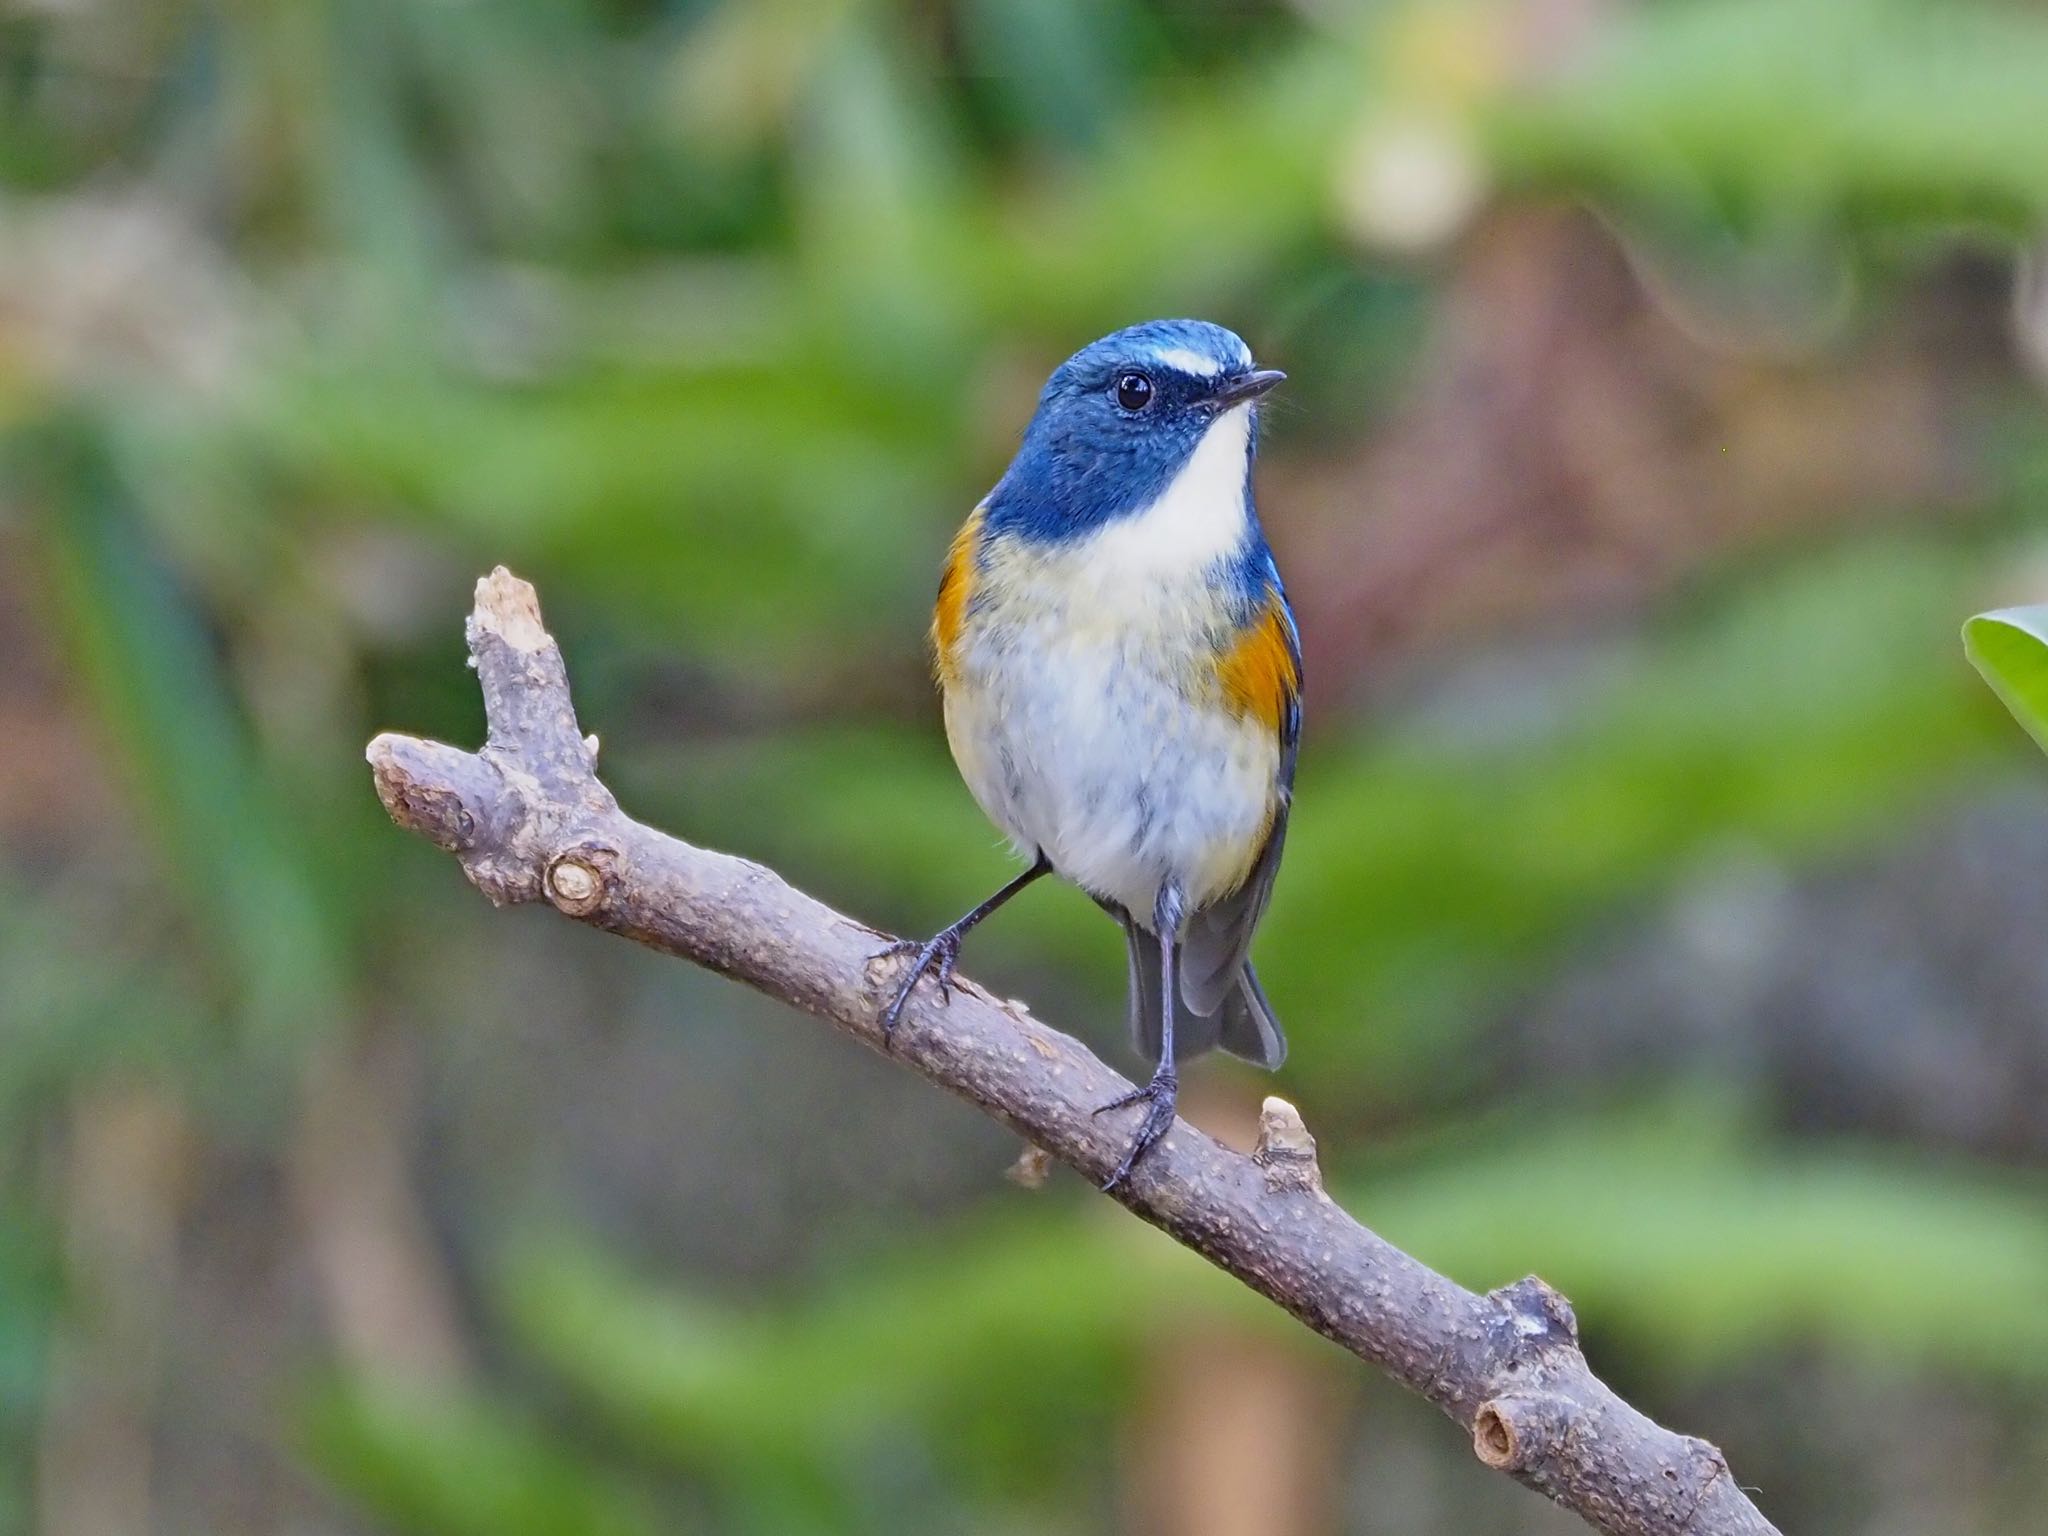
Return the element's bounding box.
[1095,1072,1178,1192]
[875,930,963,1048]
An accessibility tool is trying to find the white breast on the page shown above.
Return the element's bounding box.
[941,405,1277,919]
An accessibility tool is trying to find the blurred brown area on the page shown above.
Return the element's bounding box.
[1290,205,1998,692]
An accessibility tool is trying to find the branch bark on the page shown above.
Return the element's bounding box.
[367,568,1781,1536]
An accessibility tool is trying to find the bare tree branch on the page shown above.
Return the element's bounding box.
[366,568,1781,1536]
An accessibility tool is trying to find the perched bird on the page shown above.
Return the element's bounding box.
[879,319,1300,1190]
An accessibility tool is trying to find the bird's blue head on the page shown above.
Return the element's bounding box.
[983,319,1283,543]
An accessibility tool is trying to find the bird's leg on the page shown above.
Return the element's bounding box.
[1096,883,1185,1192]
[876,852,1052,1046]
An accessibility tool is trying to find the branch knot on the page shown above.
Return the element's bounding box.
[1251,1096,1324,1195]
[1472,1391,1573,1473]
[1488,1274,1580,1354]
[546,843,621,917]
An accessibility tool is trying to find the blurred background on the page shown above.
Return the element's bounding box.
[5,0,2048,1531]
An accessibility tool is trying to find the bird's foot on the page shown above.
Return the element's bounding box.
[1094,1069,1178,1193]
[874,928,964,1048]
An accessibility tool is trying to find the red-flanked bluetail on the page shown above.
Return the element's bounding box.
[879,320,1299,1191]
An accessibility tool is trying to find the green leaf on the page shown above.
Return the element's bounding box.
[1963,606,2048,755]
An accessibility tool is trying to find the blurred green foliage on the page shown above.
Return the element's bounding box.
[7,0,2048,1531]
[1495,0,2048,234]
[305,1099,2048,1528]
[302,1380,662,1536]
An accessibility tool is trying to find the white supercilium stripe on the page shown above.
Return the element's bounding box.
[1153,346,1224,377]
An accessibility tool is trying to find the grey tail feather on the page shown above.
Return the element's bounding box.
[1122,923,1287,1071]
[1222,963,1286,1068]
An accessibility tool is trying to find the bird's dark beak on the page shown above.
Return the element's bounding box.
[1213,368,1286,408]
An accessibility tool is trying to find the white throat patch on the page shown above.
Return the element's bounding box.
[1082,406,1252,584]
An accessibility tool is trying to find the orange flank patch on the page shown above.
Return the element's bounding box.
[1216,596,1298,732]
[932,508,983,686]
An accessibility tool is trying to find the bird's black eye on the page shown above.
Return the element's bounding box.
[1113,371,1155,411]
